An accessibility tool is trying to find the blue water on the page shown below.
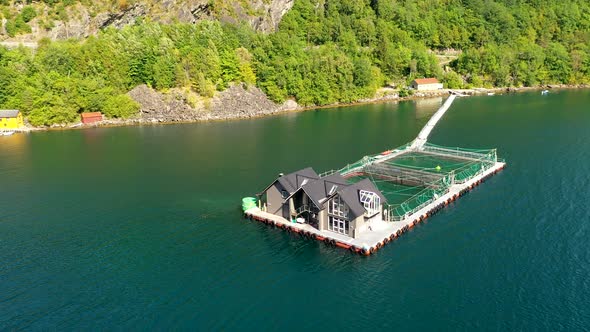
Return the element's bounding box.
[1,90,589,330]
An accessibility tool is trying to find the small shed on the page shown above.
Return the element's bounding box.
[0,110,24,129]
[81,112,103,124]
[411,78,443,91]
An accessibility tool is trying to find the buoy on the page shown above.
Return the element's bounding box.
[435,165,442,171]
[337,242,352,250]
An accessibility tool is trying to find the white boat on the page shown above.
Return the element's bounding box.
[541,90,549,95]
[487,92,495,96]
[0,131,15,136]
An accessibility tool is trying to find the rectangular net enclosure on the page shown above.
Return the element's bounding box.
[346,174,426,206]
[326,142,500,221]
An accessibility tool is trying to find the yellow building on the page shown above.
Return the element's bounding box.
[0,110,24,129]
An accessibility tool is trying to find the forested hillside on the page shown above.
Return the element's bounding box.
[1,0,589,126]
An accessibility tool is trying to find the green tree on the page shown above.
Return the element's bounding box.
[102,94,140,118]
[28,93,78,126]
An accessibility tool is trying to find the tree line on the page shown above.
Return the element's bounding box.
[0,0,589,126]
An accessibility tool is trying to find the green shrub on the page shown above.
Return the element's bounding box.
[21,6,36,23]
[4,19,17,37]
[102,94,140,118]
[398,87,413,97]
[443,71,464,89]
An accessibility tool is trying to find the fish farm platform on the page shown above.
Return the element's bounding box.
[245,161,505,256]
[243,95,506,256]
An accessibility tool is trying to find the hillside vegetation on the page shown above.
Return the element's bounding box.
[1,0,589,126]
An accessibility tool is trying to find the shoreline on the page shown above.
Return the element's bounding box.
[15,84,590,132]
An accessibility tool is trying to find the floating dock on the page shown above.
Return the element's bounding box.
[244,95,506,255]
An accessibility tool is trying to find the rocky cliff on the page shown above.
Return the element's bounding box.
[1,0,294,41]
[127,84,300,123]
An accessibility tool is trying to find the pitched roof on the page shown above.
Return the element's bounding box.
[81,112,102,118]
[260,167,320,195]
[277,167,320,193]
[413,78,440,85]
[296,173,349,208]
[337,179,387,218]
[0,110,19,118]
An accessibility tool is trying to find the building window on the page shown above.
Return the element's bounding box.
[360,190,380,216]
[329,195,349,218]
[329,216,349,235]
[281,190,289,199]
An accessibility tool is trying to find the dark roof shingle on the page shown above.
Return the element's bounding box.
[337,179,387,218]
[297,173,349,207]
[276,167,320,193]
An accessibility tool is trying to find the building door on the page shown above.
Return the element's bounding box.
[328,216,349,235]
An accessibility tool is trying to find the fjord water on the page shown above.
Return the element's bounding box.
[1,90,589,330]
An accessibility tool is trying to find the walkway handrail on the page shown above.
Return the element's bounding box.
[411,95,457,149]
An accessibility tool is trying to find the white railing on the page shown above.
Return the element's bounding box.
[411,95,457,149]
[422,145,497,162]
[296,205,317,215]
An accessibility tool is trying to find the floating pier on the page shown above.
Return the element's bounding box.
[244,95,506,256]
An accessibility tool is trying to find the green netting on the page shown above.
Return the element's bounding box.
[331,142,499,221]
[391,185,448,218]
[382,152,475,173]
[454,162,486,183]
[347,175,425,206]
[422,142,497,163]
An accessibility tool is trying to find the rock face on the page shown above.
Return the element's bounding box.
[95,3,148,30]
[127,85,203,122]
[232,0,295,32]
[127,84,299,122]
[1,0,294,42]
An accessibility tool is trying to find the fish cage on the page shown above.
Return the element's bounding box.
[323,142,499,222]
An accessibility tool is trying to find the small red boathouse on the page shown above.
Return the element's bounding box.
[81,112,103,124]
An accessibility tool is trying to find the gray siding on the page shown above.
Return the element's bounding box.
[324,195,387,238]
[351,215,364,238]
[266,183,285,216]
[318,209,327,231]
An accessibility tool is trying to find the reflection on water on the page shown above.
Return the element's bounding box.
[413,97,443,119]
[0,90,590,330]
